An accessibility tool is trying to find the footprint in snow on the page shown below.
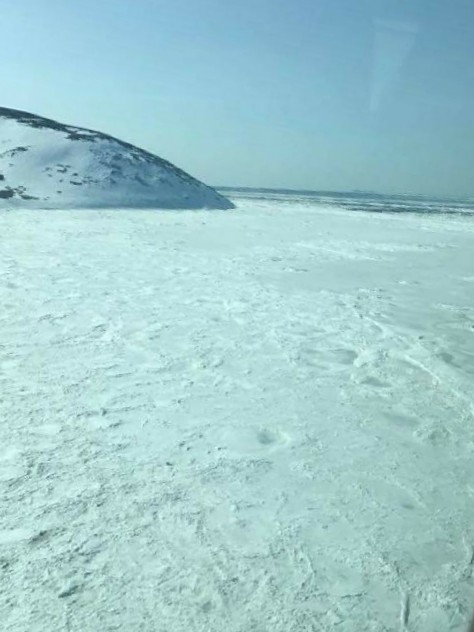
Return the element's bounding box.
[256,427,290,450]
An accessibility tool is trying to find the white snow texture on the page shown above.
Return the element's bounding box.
[0,107,233,209]
[1,192,474,631]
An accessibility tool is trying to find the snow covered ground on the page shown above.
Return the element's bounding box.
[1,195,474,631]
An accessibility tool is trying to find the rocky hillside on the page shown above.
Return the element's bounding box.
[0,107,233,209]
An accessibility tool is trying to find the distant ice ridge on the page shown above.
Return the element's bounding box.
[220,187,474,216]
[0,107,234,210]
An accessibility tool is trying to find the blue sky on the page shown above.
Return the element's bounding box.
[2,0,474,196]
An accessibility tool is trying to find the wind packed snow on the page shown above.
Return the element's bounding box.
[1,195,474,631]
[0,108,233,210]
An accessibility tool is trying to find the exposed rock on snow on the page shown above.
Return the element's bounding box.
[0,107,233,209]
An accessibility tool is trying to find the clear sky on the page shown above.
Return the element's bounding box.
[2,0,474,197]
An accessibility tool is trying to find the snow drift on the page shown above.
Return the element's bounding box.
[0,107,233,209]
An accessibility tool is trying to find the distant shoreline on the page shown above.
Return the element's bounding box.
[216,186,473,205]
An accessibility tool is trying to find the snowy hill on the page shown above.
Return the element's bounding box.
[0,107,233,209]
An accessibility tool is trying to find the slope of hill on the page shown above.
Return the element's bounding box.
[0,107,233,209]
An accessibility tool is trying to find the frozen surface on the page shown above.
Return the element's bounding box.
[0,107,233,209]
[1,197,474,631]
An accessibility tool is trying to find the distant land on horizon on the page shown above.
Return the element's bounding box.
[216,186,473,204]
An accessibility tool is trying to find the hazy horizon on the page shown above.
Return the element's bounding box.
[3,0,474,198]
[214,185,474,202]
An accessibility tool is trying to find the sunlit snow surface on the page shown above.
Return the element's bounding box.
[1,193,474,631]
